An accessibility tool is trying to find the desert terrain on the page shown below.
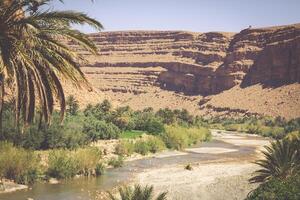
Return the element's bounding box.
[65,23,300,119]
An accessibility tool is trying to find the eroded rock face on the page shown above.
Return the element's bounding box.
[71,24,300,95]
[217,24,300,92]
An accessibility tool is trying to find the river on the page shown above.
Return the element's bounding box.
[0,130,270,200]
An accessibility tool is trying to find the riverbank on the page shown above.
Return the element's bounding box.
[0,130,270,200]
[0,180,28,194]
[134,130,270,200]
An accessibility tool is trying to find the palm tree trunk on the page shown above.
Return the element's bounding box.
[0,74,4,139]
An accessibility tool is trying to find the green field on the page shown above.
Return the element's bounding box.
[120,130,145,139]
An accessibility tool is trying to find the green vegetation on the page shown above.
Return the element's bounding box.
[115,136,166,156]
[3,96,299,188]
[184,163,193,171]
[120,130,144,139]
[249,138,300,183]
[199,116,300,139]
[108,156,124,168]
[115,140,135,156]
[0,0,103,131]
[0,142,40,184]
[162,125,210,150]
[248,136,300,199]
[247,174,300,200]
[47,147,102,179]
[47,150,79,179]
[108,184,167,200]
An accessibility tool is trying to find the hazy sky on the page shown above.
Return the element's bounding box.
[49,0,300,33]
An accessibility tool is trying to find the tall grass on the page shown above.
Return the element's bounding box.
[47,147,103,179]
[115,136,166,156]
[162,125,210,150]
[0,142,40,184]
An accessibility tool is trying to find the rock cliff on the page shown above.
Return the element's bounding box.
[65,24,300,119]
[70,24,300,95]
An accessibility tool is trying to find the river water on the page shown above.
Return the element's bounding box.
[0,131,265,200]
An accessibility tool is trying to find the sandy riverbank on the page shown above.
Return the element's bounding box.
[134,130,270,200]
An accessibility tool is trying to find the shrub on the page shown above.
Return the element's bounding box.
[83,118,121,141]
[250,139,300,183]
[47,150,78,179]
[246,124,261,134]
[246,174,300,200]
[75,147,102,176]
[108,156,124,168]
[66,95,79,116]
[162,126,210,150]
[162,126,189,150]
[146,136,166,153]
[21,126,45,150]
[185,163,193,170]
[156,108,176,124]
[134,140,150,155]
[186,127,210,145]
[0,142,40,184]
[43,116,87,150]
[133,112,164,134]
[95,163,105,176]
[115,140,135,156]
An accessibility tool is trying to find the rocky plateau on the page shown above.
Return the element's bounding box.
[65,23,300,119]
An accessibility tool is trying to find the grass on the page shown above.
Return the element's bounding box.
[162,125,211,150]
[108,156,124,168]
[120,130,145,139]
[0,142,40,184]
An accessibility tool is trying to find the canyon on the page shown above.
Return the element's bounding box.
[65,23,300,119]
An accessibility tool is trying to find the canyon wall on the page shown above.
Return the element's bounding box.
[68,23,300,95]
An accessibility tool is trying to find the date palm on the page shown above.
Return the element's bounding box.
[0,0,103,130]
[108,184,167,200]
[249,138,300,183]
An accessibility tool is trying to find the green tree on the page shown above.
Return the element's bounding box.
[156,108,175,124]
[0,0,103,132]
[66,95,79,116]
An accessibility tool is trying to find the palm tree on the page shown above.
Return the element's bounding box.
[249,138,300,183]
[0,0,103,132]
[108,184,167,200]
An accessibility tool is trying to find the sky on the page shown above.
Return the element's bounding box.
[48,0,300,33]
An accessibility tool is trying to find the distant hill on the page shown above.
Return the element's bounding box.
[64,23,300,119]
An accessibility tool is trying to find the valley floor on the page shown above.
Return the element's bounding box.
[134,130,270,200]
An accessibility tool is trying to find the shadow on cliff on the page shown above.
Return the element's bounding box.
[241,77,299,89]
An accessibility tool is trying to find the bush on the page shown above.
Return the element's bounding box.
[0,142,40,184]
[185,163,193,170]
[115,140,135,156]
[47,150,78,179]
[134,140,150,155]
[246,174,300,200]
[146,136,166,153]
[21,126,45,150]
[108,156,124,168]
[75,147,102,176]
[259,126,285,139]
[66,95,79,116]
[47,147,103,178]
[83,118,120,141]
[133,112,164,134]
[162,125,210,150]
[95,163,105,176]
[162,126,189,150]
